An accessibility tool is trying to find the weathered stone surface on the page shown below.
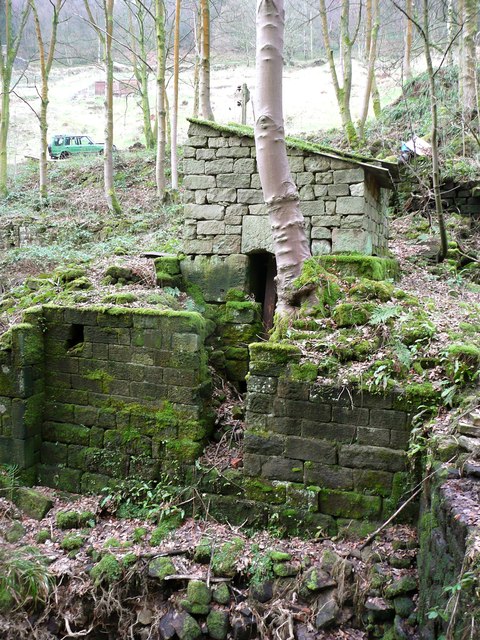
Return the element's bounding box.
[261,456,304,482]
[304,157,331,172]
[206,188,237,203]
[285,437,337,464]
[205,159,234,174]
[183,175,216,190]
[183,239,213,254]
[314,589,339,629]
[339,445,406,472]
[197,221,225,235]
[312,240,332,255]
[217,173,250,188]
[384,575,417,598]
[336,196,365,215]
[216,146,251,158]
[318,488,382,518]
[333,168,364,183]
[242,215,273,253]
[304,463,353,490]
[234,158,256,173]
[311,227,332,240]
[183,159,205,174]
[180,254,248,302]
[365,597,394,622]
[237,189,264,204]
[213,235,241,254]
[350,182,365,196]
[370,409,408,431]
[328,184,349,197]
[332,229,372,254]
[332,405,369,425]
[184,204,224,220]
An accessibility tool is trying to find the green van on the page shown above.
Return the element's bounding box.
[48,134,106,159]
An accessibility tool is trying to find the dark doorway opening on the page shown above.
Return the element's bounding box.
[248,252,277,332]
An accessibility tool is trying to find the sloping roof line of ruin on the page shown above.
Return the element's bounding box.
[188,118,399,190]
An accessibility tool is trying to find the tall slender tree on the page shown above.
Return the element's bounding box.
[462,0,478,117]
[255,0,311,314]
[84,0,121,215]
[30,0,65,202]
[171,0,181,190]
[200,0,214,120]
[0,0,30,196]
[155,0,166,199]
[358,0,380,139]
[403,0,413,81]
[318,0,360,146]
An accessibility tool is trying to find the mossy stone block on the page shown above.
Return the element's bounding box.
[166,439,203,463]
[180,600,210,616]
[154,256,181,276]
[180,254,249,303]
[148,556,175,580]
[15,487,53,520]
[81,472,115,494]
[213,582,230,605]
[318,255,399,281]
[187,580,212,605]
[385,575,417,598]
[332,302,374,327]
[249,342,302,365]
[5,520,26,542]
[38,464,81,492]
[43,421,90,446]
[318,488,382,519]
[211,538,245,577]
[61,533,86,551]
[91,554,122,585]
[244,478,286,504]
[207,610,230,640]
[222,301,262,324]
[177,612,202,640]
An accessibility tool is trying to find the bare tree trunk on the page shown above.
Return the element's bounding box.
[446,0,455,67]
[131,0,155,149]
[192,5,201,117]
[403,0,413,82]
[318,0,358,146]
[255,0,311,315]
[358,0,379,138]
[200,0,214,120]
[171,0,180,190]
[104,0,121,215]
[155,0,166,200]
[462,0,477,116]
[0,0,30,196]
[458,0,465,101]
[30,0,63,202]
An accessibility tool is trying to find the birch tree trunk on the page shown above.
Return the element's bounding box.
[403,0,413,82]
[104,0,121,215]
[200,0,215,120]
[254,0,311,315]
[30,0,63,202]
[462,0,477,117]
[171,0,181,191]
[131,0,155,150]
[155,0,166,200]
[0,0,30,196]
[358,0,379,139]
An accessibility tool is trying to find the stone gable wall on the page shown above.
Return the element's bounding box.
[183,122,390,258]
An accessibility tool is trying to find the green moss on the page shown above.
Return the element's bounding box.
[102,292,137,304]
[148,556,175,580]
[349,279,394,302]
[0,586,14,613]
[84,369,114,393]
[225,288,247,302]
[270,551,291,562]
[165,439,203,463]
[398,319,436,345]
[90,554,122,585]
[35,530,51,544]
[332,302,374,327]
[103,537,132,549]
[154,256,181,276]
[56,511,96,529]
[244,478,286,504]
[187,580,212,605]
[318,254,399,281]
[394,382,441,411]
[211,537,245,577]
[150,511,184,545]
[207,610,229,640]
[133,527,148,543]
[249,342,302,364]
[60,534,85,551]
[288,362,318,382]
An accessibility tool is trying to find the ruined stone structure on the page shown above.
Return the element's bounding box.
[182,119,397,270]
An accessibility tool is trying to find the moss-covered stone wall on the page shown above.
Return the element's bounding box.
[1,305,213,492]
[242,342,416,532]
[0,320,44,484]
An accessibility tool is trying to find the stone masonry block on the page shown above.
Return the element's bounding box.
[336,197,365,215]
[318,489,382,519]
[299,185,315,200]
[285,436,337,463]
[237,189,264,204]
[197,148,216,160]
[301,421,355,443]
[247,376,278,395]
[242,215,273,253]
[333,169,364,183]
[288,156,305,172]
[370,409,408,431]
[188,123,220,137]
[353,469,393,496]
[338,445,406,472]
[261,456,304,482]
[357,426,390,447]
[312,240,332,255]
[332,406,369,425]
[285,400,331,422]
[390,431,410,449]
[216,147,250,158]
[304,157,330,171]
[316,172,333,184]
[328,184,349,197]
[234,158,256,173]
[183,159,205,174]
[350,183,365,196]
[183,175,216,190]
[332,229,372,255]
[184,204,224,220]
[188,135,208,147]
[206,188,237,203]
[213,235,242,254]
[172,333,200,352]
[311,227,332,240]
[208,137,228,148]
[296,172,315,186]
[304,463,353,490]
[205,159,234,174]
[246,393,274,414]
[300,201,325,216]
[197,220,225,235]
[276,379,310,400]
[183,239,213,254]
[244,431,285,455]
[217,173,250,188]
[267,417,299,435]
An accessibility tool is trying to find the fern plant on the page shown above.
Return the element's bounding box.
[0,464,20,501]
[368,304,403,326]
